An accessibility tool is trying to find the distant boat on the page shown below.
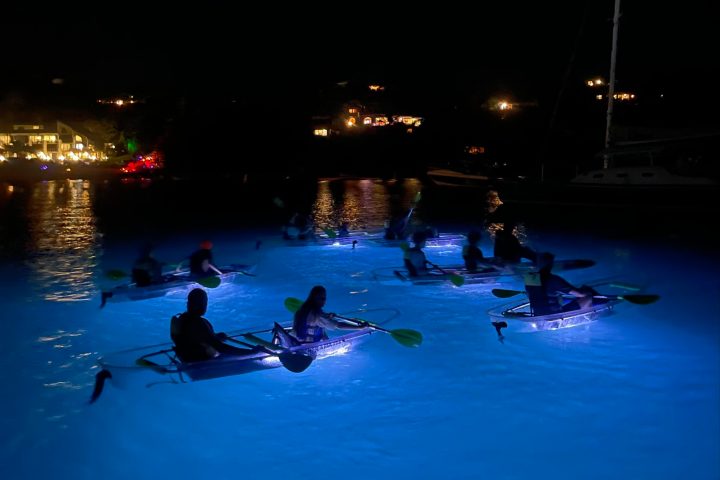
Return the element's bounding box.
[570,136,719,188]
[504,0,720,209]
[426,168,492,188]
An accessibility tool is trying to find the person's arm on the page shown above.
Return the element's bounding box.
[551,275,589,299]
[318,312,367,330]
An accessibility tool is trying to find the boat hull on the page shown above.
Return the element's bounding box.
[98,327,375,385]
[373,258,595,286]
[488,300,619,333]
[101,264,255,304]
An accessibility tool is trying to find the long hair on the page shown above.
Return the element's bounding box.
[294,285,325,327]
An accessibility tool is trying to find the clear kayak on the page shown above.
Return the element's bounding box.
[90,326,375,401]
[487,299,620,333]
[100,263,256,306]
[373,258,596,286]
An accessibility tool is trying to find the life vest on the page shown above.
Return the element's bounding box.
[170,313,214,362]
[294,312,325,343]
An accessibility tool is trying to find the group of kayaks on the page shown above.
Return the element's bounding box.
[93,226,658,403]
[281,228,467,248]
[373,258,597,286]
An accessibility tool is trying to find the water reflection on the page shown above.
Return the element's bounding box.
[312,178,422,231]
[24,180,100,301]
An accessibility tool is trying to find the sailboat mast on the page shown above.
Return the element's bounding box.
[604,0,621,164]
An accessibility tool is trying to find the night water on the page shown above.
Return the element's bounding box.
[0,178,717,479]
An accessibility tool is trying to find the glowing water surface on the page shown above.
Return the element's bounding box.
[0,179,718,479]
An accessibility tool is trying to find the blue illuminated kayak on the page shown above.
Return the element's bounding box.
[373,258,596,286]
[100,263,256,306]
[487,299,620,333]
[366,233,467,248]
[90,326,375,401]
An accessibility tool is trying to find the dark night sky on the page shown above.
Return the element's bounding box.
[3,1,717,102]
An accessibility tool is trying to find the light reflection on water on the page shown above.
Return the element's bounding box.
[313,178,422,230]
[24,180,100,301]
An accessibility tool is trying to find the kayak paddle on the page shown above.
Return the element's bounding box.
[491,288,659,304]
[284,297,422,348]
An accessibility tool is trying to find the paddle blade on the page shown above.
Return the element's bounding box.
[278,352,314,373]
[390,329,423,348]
[413,191,422,204]
[492,288,525,298]
[620,294,659,305]
[197,276,221,288]
[449,274,465,287]
[399,241,410,252]
[106,269,128,281]
[284,297,303,313]
[89,369,112,404]
[323,227,337,239]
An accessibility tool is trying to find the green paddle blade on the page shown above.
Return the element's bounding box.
[390,328,422,348]
[106,269,128,281]
[399,241,410,252]
[413,191,422,204]
[197,276,221,288]
[284,297,303,313]
[492,288,525,298]
[449,274,465,287]
[323,227,337,239]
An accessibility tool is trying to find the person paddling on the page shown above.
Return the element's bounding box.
[273,286,368,346]
[524,253,598,315]
[171,288,257,362]
[178,240,221,277]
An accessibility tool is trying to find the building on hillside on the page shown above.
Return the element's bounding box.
[0,121,108,162]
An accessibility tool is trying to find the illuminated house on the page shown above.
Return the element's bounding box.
[595,92,637,101]
[0,121,107,161]
[97,95,140,106]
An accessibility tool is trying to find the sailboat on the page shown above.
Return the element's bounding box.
[568,0,719,192]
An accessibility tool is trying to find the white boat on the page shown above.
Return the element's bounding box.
[570,136,719,188]
[426,168,493,188]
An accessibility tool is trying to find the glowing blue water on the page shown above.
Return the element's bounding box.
[1,180,718,479]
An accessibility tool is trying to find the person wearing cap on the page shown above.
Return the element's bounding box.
[171,288,257,362]
[493,221,537,264]
[523,252,596,315]
[187,240,221,277]
[131,243,164,286]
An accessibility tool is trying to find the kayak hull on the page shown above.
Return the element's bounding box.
[487,299,620,333]
[101,264,255,304]
[373,258,595,285]
[98,327,375,385]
